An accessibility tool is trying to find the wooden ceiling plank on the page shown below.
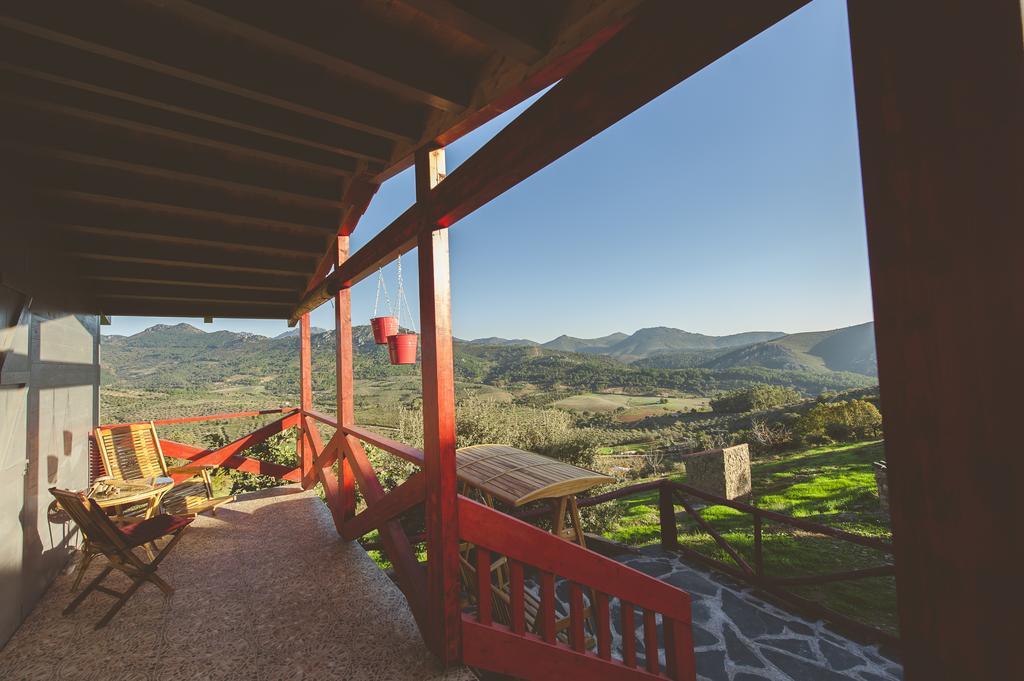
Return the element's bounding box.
[95,292,293,307]
[40,190,339,239]
[9,145,344,231]
[64,237,315,278]
[294,0,810,323]
[90,281,297,304]
[58,224,323,260]
[2,106,344,202]
[93,299,294,320]
[79,265,300,293]
[4,143,345,213]
[0,9,421,142]
[143,0,471,112]
[0,53,392,164]
[1,92,354,179]
[396,0,545,63]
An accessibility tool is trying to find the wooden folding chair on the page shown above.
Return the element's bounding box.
[50,487,192,629]
[94,422,234,517]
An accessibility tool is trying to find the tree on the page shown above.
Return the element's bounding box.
[795,399,883,443]
[710,384,802,413]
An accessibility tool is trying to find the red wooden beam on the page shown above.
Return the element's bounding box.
[416,146,461,664]
[99,407,294,429]
[339,434,427,627]
[297,312,314,489]
[847,2,1023,678]
[461,618,670,681]
[334,234,357,520]
[159,438,301,482]
[176,411,302,474]
[302,177,379,297]
[342,424,425,466]
[290,0,809,323]
[341,471,425,540]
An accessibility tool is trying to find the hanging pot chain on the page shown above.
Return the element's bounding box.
[395,254,418,334]
[372,267,393,318]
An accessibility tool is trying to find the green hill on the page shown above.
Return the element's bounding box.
[703,322,877,376]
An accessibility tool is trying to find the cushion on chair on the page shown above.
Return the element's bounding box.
[118,514,193,547]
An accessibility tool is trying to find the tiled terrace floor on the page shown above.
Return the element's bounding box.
[0,486,476,681]
[616,548,903,681]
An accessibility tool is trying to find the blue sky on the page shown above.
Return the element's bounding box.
[106,0,872,341]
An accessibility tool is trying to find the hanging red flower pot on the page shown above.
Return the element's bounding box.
[369,267,398,344]
[370,316,398,344]
[387,332,418,365]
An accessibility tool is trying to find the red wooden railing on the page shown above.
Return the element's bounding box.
[460,497,695,680]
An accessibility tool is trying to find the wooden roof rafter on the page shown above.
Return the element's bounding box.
[0,7,420,141]
[142,0,474,113]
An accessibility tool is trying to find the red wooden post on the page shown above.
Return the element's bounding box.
[416,145,460,664]
[334,235,356,519]
[298,312,314,488]
[847,3,1022,679]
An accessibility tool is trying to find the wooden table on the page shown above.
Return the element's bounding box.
[89,477,175,520]
[456,444,613,547]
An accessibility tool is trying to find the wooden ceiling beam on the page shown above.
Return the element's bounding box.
[91,299,295,320]
[56,224,323,260]
[0,37,393,164]
[294,0,810,323]
[78,263,301,293]
[94,292,294,308]
[379,0,644,182]
[62,235,317,277]
[0,6,422,142]
[1,104,344,202]
[143,0,472,113]
[5,143,345,214]
[10,146,344,231]
[39,190,338,240]
[396,0,546,63]
[89,281,298,305]
[1,92,355,179]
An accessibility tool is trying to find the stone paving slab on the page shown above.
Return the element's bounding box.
[0,486,476,681]
[616,547,903,681]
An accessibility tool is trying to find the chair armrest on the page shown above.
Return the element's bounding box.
[166,465,214,476]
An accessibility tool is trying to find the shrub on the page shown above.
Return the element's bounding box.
[398,398,599,468]
[710,385,802,413]
[201,429,298,494]
[795,399,883,444]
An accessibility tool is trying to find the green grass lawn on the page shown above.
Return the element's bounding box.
[594,440,897,635]
[553,392,710,422]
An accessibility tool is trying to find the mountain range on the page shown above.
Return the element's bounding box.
[101,322,877,391]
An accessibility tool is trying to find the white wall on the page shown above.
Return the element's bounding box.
[0,287,99,647]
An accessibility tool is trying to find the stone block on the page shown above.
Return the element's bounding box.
[684,444,751,500]
[873,461,889,512]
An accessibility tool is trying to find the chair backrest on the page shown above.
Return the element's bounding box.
[49,487,131,558]
[94,422,168,481]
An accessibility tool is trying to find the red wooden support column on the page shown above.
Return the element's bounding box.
[334,234,357,520]
[847,3,1022,680]
[298,312,314,488]
[416,145,460,664]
